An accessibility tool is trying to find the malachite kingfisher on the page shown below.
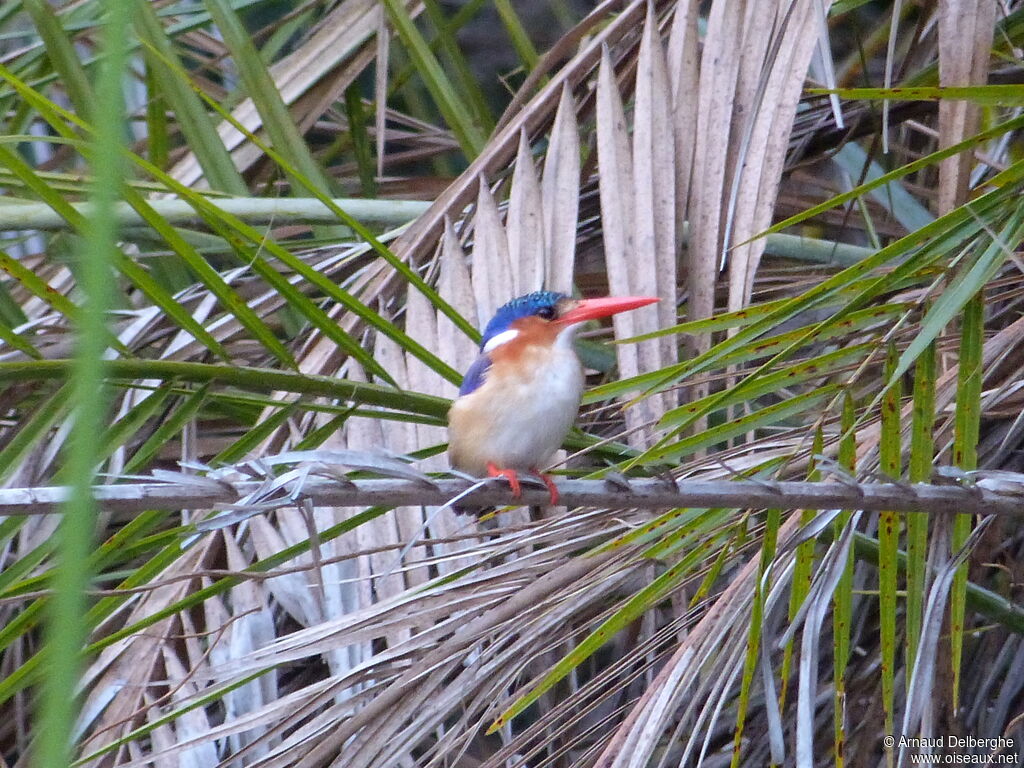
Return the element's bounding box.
[447,290,659,509]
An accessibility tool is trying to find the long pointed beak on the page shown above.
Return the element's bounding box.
[556,295,660,326]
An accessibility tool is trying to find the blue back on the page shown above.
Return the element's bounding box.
[459,355,492,396]
[459,291,567,396]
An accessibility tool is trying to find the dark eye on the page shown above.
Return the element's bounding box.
[537,306,556,320]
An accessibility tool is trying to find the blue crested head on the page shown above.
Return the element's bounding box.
[480,290,567,349]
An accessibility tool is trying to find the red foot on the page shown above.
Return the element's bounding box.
[487,462,521,498]
[531,468,560,506]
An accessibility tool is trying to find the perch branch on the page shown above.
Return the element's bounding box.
[0,476,1020,516]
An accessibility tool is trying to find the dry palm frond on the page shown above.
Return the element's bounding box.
[5,1,1024,767]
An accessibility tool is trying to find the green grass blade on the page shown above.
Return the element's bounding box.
[623,184,1017,467]
[889,205,1024,383]
[660,342,877,427]
[210,403,295,464]
[132,73,480,349]
[643,385,843,463]
[420,0,495,135]
[0,61,84,139]
[380,0,487,157]
[731,506,780,767]
[202,0,335,195]
[906,334,935,682]
[0,310,40,359]
[589,183,1007,408]
[108,240,234,361]
[780,429,824,710]
[833,392,856,767]
[344,85,378,197]
[0,385,71,485]
[125,115,466,382]
[878,342,902,749]
[132,0,248,194]
[831,142,934,232]
[124,385,211,474]
[22,0,95,120]
[812,84,1024,106]
[0,144,87,227]
[951,292,984,710]
[36,1,128,764]
[0,359,451,418]
[118,185,295,367]
[144,59,170,170]
[0,246,80,320]
[493,0,540,72]
[756,115,1024,242]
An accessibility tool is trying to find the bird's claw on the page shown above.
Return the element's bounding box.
[531,468,560,506]
[485,464,560,506]
[487,462,522,497]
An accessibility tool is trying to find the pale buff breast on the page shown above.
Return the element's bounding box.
[448,343,584,476]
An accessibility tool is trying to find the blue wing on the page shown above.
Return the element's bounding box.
[459,354,492,396]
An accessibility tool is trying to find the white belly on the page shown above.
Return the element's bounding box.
[448,346,584,476]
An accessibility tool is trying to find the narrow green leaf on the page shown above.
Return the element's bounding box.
[380,0,487,157]
[0,144,86,228]
[108,239,234,362]
[878,343,902,746]
[659,342,882,427]
[906,336,935,684]
[0,360,451,418]
[38,1,128,763]
[419,0,495,135]
[132,0,248,194]
[833,392,856,768]
[118,185,294,366]
[0,539,52,597]
[0,246,80,319]
[124,386,210,474]
[852,534,1024,636]
[96,384,174,465]
[890,205,1024,384]
[211,403,295,464]
[0,60,87,141]
[344,85,378,197]
[756,115,1024,242]
[780,429,823,710]
[732,505,780,768]
[0,504,391,706]
[644,385,843,463]
[951,292,984,710]
[625,182,1017,466]
[0,310,39,359]
[203,0,335,195]
[22,0,95,120]
[151,78,480,348]
[144,60,170,170]
[73,670,271,767]
[832,143,934,232]
[0,385,71,485]
[811,84,1024,106]
[493,0,540,72]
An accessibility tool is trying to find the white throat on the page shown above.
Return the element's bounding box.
[554,321,584,349]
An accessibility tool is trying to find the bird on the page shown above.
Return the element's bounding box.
[447,290,659,510]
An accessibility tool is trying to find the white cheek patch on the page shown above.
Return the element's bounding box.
[483,328,519,353]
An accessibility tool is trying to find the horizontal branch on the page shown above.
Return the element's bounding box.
[2,476,1020,516]
[0,197,432,231]
[0,197,872,266]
